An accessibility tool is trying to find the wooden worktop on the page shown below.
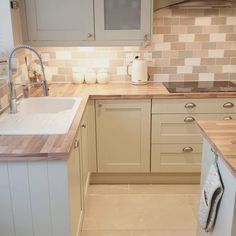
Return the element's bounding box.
[197,121,236,176]
[1,82,236,162]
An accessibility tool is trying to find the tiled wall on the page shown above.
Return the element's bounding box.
[1,5,236,110]
[35,6,236,83]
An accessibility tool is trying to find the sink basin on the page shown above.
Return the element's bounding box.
[19,97,78,114]
[0,97,82,135]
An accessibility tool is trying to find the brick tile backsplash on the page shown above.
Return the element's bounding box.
[32,6,236,83]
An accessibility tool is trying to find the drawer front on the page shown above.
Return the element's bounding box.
[152,113,236,144]
[151,144,202,173]
[152,98,236,114]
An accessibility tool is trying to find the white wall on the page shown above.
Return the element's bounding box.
[0,0,14,53]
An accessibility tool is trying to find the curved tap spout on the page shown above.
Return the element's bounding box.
[8,45,49,113]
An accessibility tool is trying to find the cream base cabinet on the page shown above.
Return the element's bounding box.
[197,139,236,236]
[0,135,83,236]
[23,0,94,41]
[151,98,236,174]
[96,99,151,173]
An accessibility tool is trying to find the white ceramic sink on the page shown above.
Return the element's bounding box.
[0,97,82,135]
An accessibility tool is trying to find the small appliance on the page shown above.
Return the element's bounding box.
[127,56,149,85]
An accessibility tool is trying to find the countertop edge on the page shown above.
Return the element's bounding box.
[197,121,236,177]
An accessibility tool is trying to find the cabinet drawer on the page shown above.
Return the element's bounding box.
[152,99,236,114]
[152,113,236,144]
[151,144,202,173]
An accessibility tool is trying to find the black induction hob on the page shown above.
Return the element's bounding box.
[163,81,236,93]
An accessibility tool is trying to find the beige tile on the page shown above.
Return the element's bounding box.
[195,34,209,42]
[185,58,201,66]
[172,9,188,16]
[186,42,202,50]
[155,42,171,51]
[179,34,195,42]
[187,9,204,17]
[201,58,215,65]
[210,33,226,42]
[195,17,211,26]
[220,8,236,16]
[163,34,179,42]
[208,49,224,58]
[212,17,227,25]
[154,26,171,34]
[226,34,236,41]
[226,16,236,25]
[170,58,185,66]
[188,26,202,34]
[88,185,129,195]
[171,42,186,50]
[83,194,197,230]
[162,67,177,74]
[225,50,236,57]
[204,9,219,16]
[202,42,216,50]
[215,73,229,81]
[218,25,234,33]
[179,17,195,25]
[164,17,180,25]
[177,66,193,74]
[128,184,200,195]
[171,26,188,34]
[188,195,200,220]
[184,74,199,81]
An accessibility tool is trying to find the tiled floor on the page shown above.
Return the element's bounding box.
[82,184,200,236]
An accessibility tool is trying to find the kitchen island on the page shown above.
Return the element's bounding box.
[197,121,236,236]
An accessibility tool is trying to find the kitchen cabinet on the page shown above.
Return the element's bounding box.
[79,105,90,203]
[94,0,152,41]
[197,139,236,236]
[96,99,151,172]
[68,134,84,236]
[151,99,236,173]
[23,0,94,41]
[20,0,152,45]
[0,132,83,236]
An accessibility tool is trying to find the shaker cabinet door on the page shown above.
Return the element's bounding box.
[24,0,94,41]
[96,99,151,173]
[94,0,152,41]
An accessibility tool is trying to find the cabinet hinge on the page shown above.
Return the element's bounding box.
[10,0,19,9]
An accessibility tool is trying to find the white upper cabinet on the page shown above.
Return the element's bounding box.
[94,0,152,41]
[24,0,94,41]
[21,0,152,45]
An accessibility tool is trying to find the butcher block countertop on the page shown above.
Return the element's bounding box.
[198,121,236,176]
[1,82,236,162]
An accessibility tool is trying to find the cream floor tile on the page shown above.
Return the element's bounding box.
[82,194,197,231]
[128,184,200,195]
[81,229,197,236]
[188,194,200,220]
[88,184,129,195]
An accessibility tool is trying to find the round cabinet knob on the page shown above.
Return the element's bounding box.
[182,147,193,153]
[98,103,102,108]
[223,102,234,108]
[185,102,196,109]
[87,33,93,38]
[81,124,86,128]
[223,116,233,120]
[184,116,195,123]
